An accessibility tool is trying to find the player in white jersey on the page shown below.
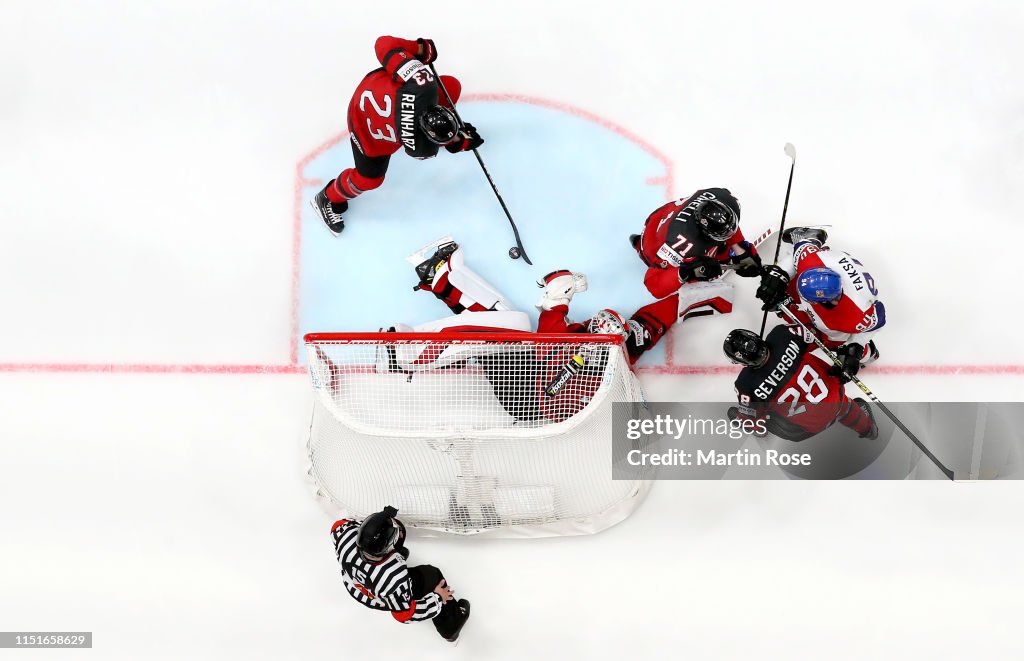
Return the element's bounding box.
[756,227,884,375]
[331,506,470,642]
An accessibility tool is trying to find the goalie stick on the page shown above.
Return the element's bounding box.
[430,64,533,266]
[775,304,957,481]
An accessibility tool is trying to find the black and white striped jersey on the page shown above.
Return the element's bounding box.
[331,519,442,623]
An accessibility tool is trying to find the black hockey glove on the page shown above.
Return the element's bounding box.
[757,265,791,310]
[679,256,723,282]
[828,343,864,382]
[416,38,438,64]
[728,244,762,278]
[445,123,484,153]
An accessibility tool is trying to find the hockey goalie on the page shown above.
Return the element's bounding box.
[374,237,629,425]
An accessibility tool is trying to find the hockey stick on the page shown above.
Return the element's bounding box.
[775,304,957,480]
[429,64,533,266]
[758,143,797,337]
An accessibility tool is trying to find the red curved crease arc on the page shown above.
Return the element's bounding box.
[2,95,1017,377]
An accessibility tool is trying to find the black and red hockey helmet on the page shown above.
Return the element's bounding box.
[418,106,459,145]
[723,329,769,368]
[696,197,740,242]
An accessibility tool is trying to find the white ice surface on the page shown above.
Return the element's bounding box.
[2,1,1024,659]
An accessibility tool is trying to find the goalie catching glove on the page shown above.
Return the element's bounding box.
[536,270,588,310]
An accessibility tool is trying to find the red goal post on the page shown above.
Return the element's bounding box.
[302,331,652,537]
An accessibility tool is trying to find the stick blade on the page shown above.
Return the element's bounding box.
[784,142,796,161]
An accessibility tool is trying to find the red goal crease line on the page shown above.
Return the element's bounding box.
[5,99,1011,377]
[0,362,1021,376]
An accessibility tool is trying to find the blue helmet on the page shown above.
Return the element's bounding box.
[797,267,843,303]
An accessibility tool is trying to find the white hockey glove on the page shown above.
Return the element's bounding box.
[536,270,588,311]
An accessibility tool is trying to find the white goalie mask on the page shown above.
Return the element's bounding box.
[588,309,629,338]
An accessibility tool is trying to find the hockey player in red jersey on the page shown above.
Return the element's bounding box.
[755,227,885,374]
[311,36,484,235]
[630,188,762,298]
[724,326,878,442]
[331,506,470,642]
[627,188,762,356]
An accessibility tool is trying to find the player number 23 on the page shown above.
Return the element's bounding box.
[359,91,398,143]
[778,365,829,416]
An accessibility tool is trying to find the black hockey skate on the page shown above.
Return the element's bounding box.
[311,186,348,236]
[854,397,879,440]
[782,226,828,246]
[443,599,471,643]
[415,240,458,289]
[374,327,407,375]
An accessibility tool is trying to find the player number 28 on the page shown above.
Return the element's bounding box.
[778,365,829,416]
[359,91,398,143]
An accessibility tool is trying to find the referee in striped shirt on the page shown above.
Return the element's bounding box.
[331,506,471,642]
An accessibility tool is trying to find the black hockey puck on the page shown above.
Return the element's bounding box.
[509,247,521,259]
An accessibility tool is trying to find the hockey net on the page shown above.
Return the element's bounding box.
[304,332,652,537]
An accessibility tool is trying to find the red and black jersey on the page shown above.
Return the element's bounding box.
[635,189,751,299]
[347,36,444,160]
[734,325,870,441]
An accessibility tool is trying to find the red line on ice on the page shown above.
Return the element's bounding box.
[3,95,1018,378]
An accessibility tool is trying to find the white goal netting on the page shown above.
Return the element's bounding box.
[304,332,651,537]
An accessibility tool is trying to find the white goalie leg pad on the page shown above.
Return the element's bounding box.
[435,246,513,311]
[677,280,735,321]
[393,311,533,371]
[413,310,531,333]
